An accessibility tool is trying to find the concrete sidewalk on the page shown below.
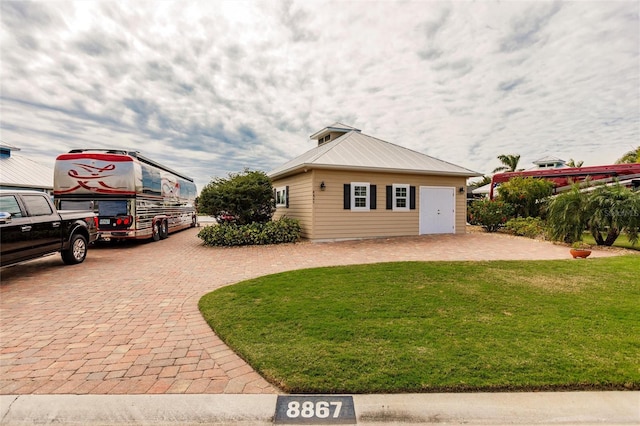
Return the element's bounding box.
[1,391,638,425]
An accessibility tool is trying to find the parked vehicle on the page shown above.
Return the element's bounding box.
[489,163,640,199]
[0,190,98,266]
[53,149,197,242]
[216,213,236,224]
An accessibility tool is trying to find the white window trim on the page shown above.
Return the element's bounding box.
[275,186,287,207]
[393,184,410,211]
[351,182,370,211]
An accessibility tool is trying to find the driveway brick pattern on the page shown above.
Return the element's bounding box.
[0,228,621,395]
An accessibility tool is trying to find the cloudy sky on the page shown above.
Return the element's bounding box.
[1,0,638,191]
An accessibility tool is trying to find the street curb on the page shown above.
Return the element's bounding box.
[2,392,638,425]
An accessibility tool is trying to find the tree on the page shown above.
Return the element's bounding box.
[497,177,554,218]
[585,183,639,246]
[566,158,584,168]
[198,169,275,225]
[615,146,639,164]
[546,186,587,244]
[546,182,639,246]
[468,175,491,190]
[492,154,521,173]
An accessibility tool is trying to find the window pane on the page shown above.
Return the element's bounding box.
[99,200,128,216]
[0,196,23,217]
[355,197,366,207]
[276,188,287,206]
[354,186,367,197]
[22,195,53,216]
[60,200,93,211]
[396,188,407,197]
[396,198,406,208]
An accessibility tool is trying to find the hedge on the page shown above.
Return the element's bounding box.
[198,217,302,246]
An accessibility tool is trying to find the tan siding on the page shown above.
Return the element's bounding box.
[272,173,314,239]
[312,170,467,240]
[274,169,468,240]
[455,184,467,233]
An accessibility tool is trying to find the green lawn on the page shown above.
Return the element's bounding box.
[582,233,639,250]
[199,256,640,393]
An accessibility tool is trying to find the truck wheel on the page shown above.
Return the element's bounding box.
[152,221,160,241]
[61,234,88,265]
[159,220,169,239]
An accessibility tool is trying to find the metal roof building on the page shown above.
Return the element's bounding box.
[269,123,479,179]
[0,144,54,192]
[269,123,480,240]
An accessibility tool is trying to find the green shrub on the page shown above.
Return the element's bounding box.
[504,217,546,238]
[198,217,302,246]
[468,199,515,232]
[197,169,275,225]
[497,176,554,218]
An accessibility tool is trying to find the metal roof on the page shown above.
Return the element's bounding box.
[0,149,54,190]
[268,130,481,179]
[472,182,492,195]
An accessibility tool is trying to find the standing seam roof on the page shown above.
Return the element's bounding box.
[0,154,54,189]
[268,131,480,178]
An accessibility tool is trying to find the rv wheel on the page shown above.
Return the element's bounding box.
[159,220,169,239]
[152,221,160,241]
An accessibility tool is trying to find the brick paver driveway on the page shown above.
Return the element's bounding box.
[0,227,621,395]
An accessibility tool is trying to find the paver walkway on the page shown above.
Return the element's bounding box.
[0,227,624,395]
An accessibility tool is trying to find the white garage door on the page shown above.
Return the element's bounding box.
[419,186,455,234]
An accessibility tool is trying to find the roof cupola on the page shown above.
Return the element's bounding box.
[310,122,361,146]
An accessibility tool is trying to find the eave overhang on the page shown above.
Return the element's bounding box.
[268,163,482,180]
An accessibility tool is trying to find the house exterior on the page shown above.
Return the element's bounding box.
[473,156,568,196]
[0,144,53,193]
[268,123,480,241]
[531,156,566,169]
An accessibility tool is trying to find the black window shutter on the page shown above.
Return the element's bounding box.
[343,184,351,209]
[370,185,377,209]
[410,186,416,210]
[386,186,393,209]
[285,186,289,208]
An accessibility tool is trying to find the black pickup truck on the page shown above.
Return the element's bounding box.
[0,190,98,267]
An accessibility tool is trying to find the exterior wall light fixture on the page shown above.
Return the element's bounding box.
[459,186,465,193]
[320,181,326,191]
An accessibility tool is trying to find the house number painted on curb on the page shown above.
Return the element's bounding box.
[274,395,356,424]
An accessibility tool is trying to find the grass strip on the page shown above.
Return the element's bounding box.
[581,233,639,250]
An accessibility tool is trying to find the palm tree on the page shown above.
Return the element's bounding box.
[566,158,584,168]
[546,186,587,244]
[586,183,639,246]
[468,175,491,190]
[615,146,639,164]
[547,182,639,246]
[492,154,521,173]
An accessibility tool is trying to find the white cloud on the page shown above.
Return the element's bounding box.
[1,0,638,191]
